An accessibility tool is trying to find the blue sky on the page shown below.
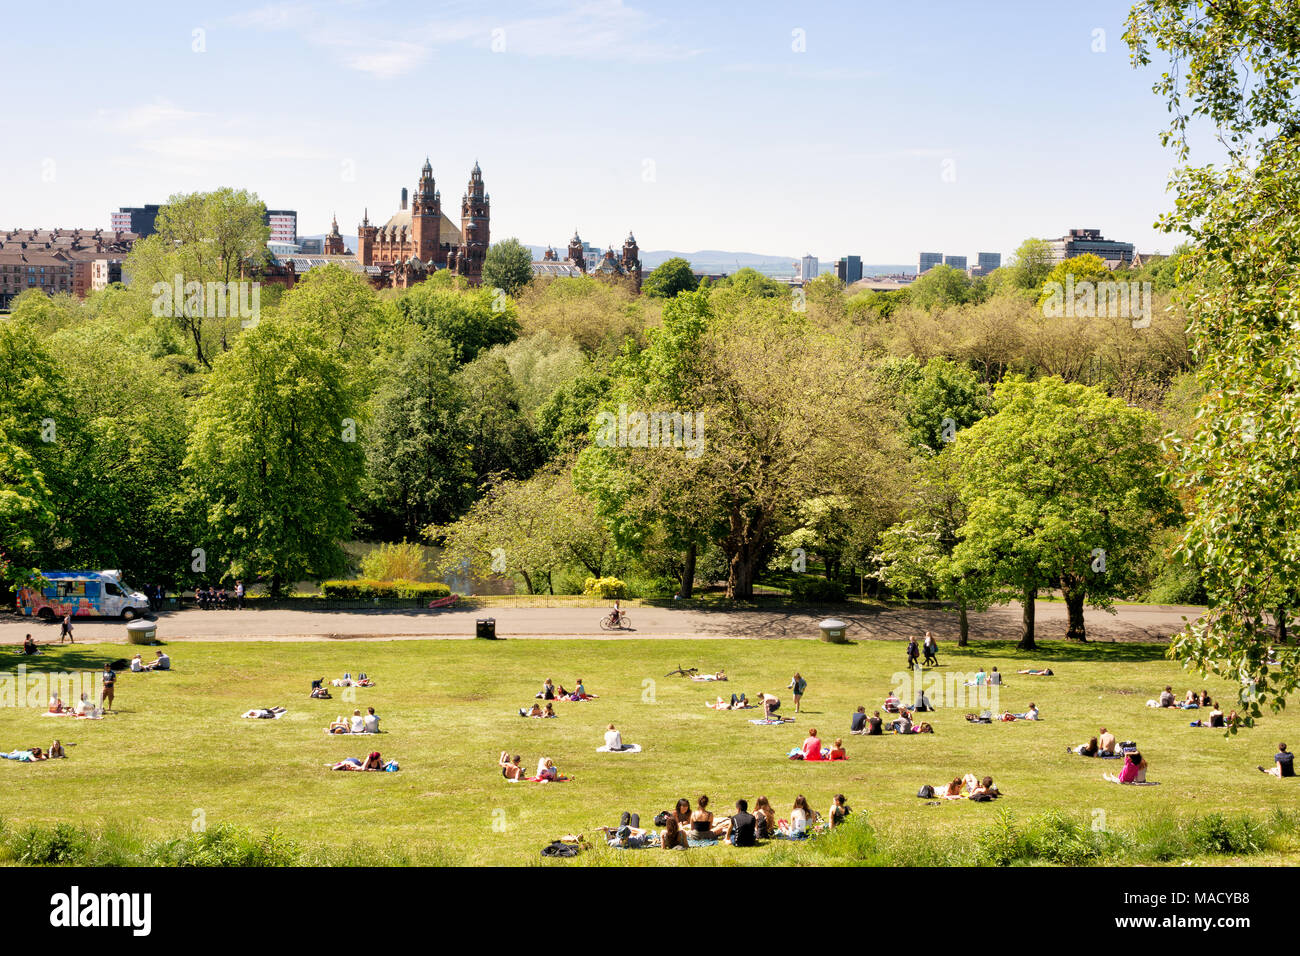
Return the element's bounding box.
[1,0,1196,263]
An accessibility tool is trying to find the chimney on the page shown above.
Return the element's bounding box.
[401,187,408,211]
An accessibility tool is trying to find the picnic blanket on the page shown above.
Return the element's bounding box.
[42,710,103,720]
[749,717,795,725]
[596,743,642,753]
[242,708,286,719]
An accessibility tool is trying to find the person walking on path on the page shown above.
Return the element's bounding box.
[59,614,74,644]
[922,631,939,667]
[235,580,246,610]
[99,663,117,713]
[788,672,807,714]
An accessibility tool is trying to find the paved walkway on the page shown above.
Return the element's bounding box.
[0,601,1203,644]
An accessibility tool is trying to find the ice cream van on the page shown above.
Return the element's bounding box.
[16,570,151,621]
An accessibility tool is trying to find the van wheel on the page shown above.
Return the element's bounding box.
[121,607,136,621]
[37,608,55,622]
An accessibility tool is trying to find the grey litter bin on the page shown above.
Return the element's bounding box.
[476,618,497,640]
[126,619,157,645]
[818,618,848,644]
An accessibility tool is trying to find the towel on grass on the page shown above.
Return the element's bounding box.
[596,743,642,753]
[749,717,794,725]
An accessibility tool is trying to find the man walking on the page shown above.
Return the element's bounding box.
[235,580,245,610]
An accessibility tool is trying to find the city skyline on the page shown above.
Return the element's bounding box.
[1,1,1210,263]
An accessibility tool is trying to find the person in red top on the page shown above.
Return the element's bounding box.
[801,728,824,761]
[827,738,847,760]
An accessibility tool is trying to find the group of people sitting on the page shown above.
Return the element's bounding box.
[2,740,66,761]
[921,774,1000,801]
[498,752,569,782]
[786,727,848,760]
[129,651,170,672]
[535,678,596,701]
[328,707,381,734]
[193,584,233,610]
[46,693,101,718]
[1152,686,1213,709]
[602,793,852,849]
[964,666,1005,686]
[857,704,934,735]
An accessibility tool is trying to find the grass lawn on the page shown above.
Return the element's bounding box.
[2,637,1299,866]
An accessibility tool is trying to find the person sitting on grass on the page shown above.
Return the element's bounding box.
[363,707,379,734]
[499,752,525,781]
[801,727,825,761]
[672,798,692,829]
[532,757,569,783]
[543,703,557,718]
[73,694,98,718]
[1159,686,1176,708]
[889,709,913,735]
[988,666,1002,685]
[867,710,883,735]
[972,667,987,686]
[604,723,631,752]
[519,702,544,718]
[1018,667,1053,676]
[850,706,868,734]
[1200,689,1211,707]
[537,679,557,700]
[934,776,966,799]
[690,795,720,842]
[1004,702,1040,721]
[349,709,365,734]
[47,694,68,715]
[48,740,66,758]
[778,795,817,838]
[883,691,901,714]
[970,775,1000,799]
[729,799,757,847]
[22,634,39,656]
[828,738,847,760]
[1104,751,1147,784]
[1208,703,1225,728]
[828,794,852,827]
[1259,742,1295,778]
[571,679,597,700]
[661,815,689,850]
[1098,727,1117,755]
[754,796,776,839]
[143,651,170,671]
[130,654,145,673]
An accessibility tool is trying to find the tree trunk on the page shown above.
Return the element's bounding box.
[679,542,697,598]
[1277,607,1289,645]
[1064,587,1088,642]
[727,548,758,600]
[1018,584,1037,650]
[958,599,969,647]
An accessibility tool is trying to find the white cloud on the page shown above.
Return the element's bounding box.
[95,101,208,133]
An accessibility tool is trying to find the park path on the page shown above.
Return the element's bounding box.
[0,601,1202,645]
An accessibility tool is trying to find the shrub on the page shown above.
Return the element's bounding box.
[788,575,847,602]
[320,579,450,600]
[583,576,626,599]
[359,541,430,582]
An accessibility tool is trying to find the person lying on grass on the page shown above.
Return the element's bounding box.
[1017,668,1053,676]
[243,707,287,719]
[1259,742,1295,778]
[49,740,65,758]
[691,670,728,682]
[330,751,387,771]
[329,716,350,734]
[310,680,332,699]
[999,703,1040,721]
[1071,736,1101,757]
[3,746,49,761]
[499,752,526,780]
[1104,751,1148,784]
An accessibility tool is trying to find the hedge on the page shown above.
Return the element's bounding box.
[319,580,451,600]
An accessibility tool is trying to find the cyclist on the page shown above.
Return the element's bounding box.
[609,600,622,627]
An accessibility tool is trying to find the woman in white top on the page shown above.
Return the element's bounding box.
[781,794,813,837]
[130,654,144,672]
[604,723,625,751]
[349,709,365,734]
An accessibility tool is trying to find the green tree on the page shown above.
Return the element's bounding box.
[1005,238,1054,292]
[183,318,364,596]
[951,376,1179,649]
[641,257,700,298]
[1127,0,1300,714]
[394,283,519,364]
[908,264,973,311]
[454,353,542,484]
[481,238,535,297]
[1037,253,1113,306]
[902,357,993,453]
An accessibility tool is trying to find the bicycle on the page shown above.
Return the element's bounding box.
[599,611,632,631]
